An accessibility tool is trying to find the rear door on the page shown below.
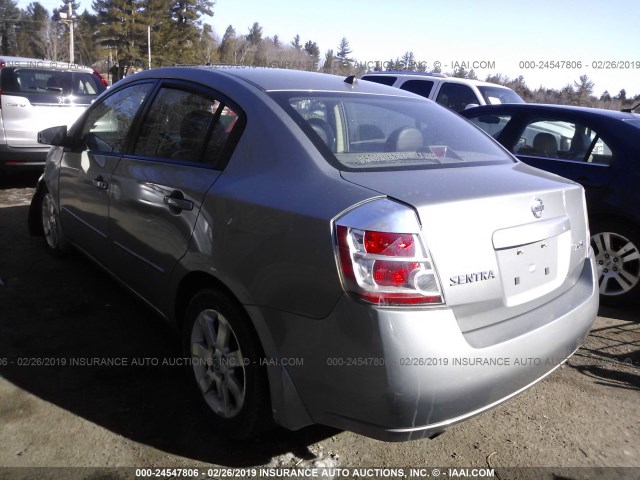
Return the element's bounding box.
[398,79,434,99]
[0,67,106,147]
[58,82,154,268]
[108,82,243,307]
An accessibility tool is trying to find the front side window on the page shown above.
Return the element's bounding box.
[81,83,153,154]
[516,119,612,164]
[133,87,239,165]
[272,92,514,171]
[477,86,524,105]
[435,83,478,112]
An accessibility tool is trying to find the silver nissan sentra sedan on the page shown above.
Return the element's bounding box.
[29,67,598,441]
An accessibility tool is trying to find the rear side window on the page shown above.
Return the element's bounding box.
[435,83,478,112]
[271,92,514,171]
[81,83,153,154]
[399,79,434,98]
[133,87,240,166]
[0,68,106,96]
[361,75,397,87]
[516,119,613,165]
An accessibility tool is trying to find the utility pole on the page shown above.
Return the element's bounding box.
[68,0,74,64]
[59,0,75,64]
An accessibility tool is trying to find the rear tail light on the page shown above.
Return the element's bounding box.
[336,225,444,306]
[93,69,108,87]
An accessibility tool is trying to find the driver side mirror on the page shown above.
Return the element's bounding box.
[38,126,68,146]
[38,125,82,149]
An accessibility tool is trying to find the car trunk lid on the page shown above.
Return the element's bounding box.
[340,163,590,332]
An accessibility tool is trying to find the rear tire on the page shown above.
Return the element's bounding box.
[41,191,69,257]
[182,289,272,438]
[590,220,640,306]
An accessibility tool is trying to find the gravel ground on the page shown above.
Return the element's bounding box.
[0,173,638,480]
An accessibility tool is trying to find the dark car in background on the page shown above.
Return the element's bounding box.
[461,103,640,305]
[0,56,107,173]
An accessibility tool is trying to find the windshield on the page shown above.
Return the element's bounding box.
[270,92,514,171]
[477,86,524,105]
[1,68,106,97]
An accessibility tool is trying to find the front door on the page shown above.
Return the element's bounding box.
[58,82,154,267]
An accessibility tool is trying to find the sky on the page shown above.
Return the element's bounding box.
[16,0,640,97]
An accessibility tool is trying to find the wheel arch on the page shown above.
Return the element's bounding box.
[172,269,314,430]
[589,212,640,232]
[28,181,47,236]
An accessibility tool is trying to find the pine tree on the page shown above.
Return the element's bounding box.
[304,40,320,66]
[75,10,101,65]
[246,21,262,46]
[291,34,301,50]
[0,0,21,55]
[322,49,335,74]
[92,0,147,79]
[400,51,414,71]
[219,24,237,64]
[16,2,51,58]
[573,75,594,106]
[335,37,352,74]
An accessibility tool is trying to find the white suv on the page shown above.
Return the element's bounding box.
[0,56,107,173]
[361,72,524,112]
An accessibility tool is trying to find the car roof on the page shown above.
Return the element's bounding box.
[363,71,447,78]
[461,103,640,121]
[362,71,513,89]
[125,66,423,97]
[0,56,94,72]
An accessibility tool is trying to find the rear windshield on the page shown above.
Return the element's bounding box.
[0,68,106,97]
[270,92,514,171]
[477,86,524,105]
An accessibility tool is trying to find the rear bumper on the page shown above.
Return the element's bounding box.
[0,144,50,170]
[256,254,598,441]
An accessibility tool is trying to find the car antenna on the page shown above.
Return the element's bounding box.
[621,102,640,113]
[344,75,357,86]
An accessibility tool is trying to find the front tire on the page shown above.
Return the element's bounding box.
[182,289,272,438]
[41,191,69,257]
[590,220,640,306]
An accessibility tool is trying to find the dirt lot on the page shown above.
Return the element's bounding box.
[0,173,639,479]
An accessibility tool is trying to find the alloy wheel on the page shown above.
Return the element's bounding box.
[591,231,640,297]
[41,193,60,250]
[190,309,246,418]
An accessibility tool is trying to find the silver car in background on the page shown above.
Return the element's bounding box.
[29,67,598,441]
[0,56,107,172]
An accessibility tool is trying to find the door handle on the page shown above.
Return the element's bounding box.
[92,176,108,190]
[163,195,194,211]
